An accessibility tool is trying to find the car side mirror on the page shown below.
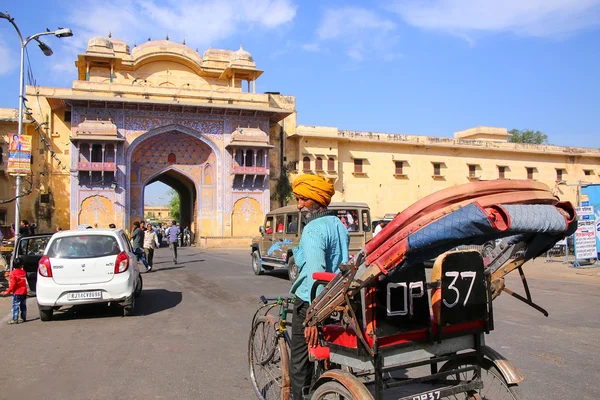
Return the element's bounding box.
[259,226,265,235]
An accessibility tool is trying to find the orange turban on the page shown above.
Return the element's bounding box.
[292,174,335,206]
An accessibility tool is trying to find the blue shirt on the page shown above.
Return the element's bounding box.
[166,226,180,243]
[291,215,350,303]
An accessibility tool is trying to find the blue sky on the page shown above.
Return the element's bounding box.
[2,1,599,204]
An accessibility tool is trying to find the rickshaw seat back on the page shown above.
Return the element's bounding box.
[367,262,431,340]
[431,250,489,328]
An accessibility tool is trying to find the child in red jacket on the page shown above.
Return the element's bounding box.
[1,258,28,324]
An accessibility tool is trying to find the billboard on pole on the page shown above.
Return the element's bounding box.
[7,134,32,175]
[581,184,600,256]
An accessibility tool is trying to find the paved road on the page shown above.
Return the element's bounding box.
[1,247,598,400]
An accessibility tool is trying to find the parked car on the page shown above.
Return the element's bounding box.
[10,233,53,295]
[36,229,142,321]
[251,202,372,282]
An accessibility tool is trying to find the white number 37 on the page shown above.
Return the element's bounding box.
[443,271,476,309]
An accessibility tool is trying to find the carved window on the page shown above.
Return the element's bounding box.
[584,170,593,176]
[256,150,265,167]
[315,157,323,171]
[556,168,564,182]
[354,159,363,174]
[433,163,441,176]
[468,164,477,177]
[303,156,311,171]
[395,161,403,175]
[526,167,534,180]
[498,166,506,179]
[168,153,176,163]
[245,150,254,167]
[79,144,90,162]
[104,144,115,163]
[328,157,335,172]
[91,144,102,162]
[234,149,243,167]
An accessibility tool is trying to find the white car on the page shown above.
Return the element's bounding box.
[36,229,142,321]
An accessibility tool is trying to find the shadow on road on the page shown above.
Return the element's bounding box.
[265,269,290,281]
[52,303,126,321]
[137,289,182,316]
[152,265,186,272]
[49,289,183,320]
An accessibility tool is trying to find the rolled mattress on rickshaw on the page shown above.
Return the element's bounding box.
[363,180,576,274]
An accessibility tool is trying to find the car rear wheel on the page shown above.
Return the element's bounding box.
[123,295,135,317]
[252,250,264,275]
[134,274,143,298]
[288,256,299,283]
[39,306,53,322]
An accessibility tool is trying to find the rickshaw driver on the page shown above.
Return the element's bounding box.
[289,174,350,400]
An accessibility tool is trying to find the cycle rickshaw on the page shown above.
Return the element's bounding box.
[250,180,577,399]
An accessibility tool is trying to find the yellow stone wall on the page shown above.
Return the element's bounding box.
[290,127,600,219]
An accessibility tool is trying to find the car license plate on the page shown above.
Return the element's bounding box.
[67,291,102,300]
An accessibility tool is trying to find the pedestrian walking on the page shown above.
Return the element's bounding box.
[19,220,30,237]
[131,221,150,272]
[1,258,28,324]
[165,220,180,264]
[143,223,160,272]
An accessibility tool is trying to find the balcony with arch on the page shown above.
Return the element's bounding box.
[227,127,274,190]
[71,119,124,187]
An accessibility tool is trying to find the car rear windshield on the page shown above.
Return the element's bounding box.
[47,235,121,259]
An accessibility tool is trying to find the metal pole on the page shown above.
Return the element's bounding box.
[14,43,25,244]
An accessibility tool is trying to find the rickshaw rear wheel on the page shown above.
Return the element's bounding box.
[311,381,355,399]
[439,358,523,400]
[249,315,290,400]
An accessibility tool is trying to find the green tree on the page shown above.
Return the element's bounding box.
[508,129,548,144]
[272,165,293,207]
[168,189,180,222]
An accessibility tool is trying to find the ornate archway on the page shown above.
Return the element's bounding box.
[126,125,220,235]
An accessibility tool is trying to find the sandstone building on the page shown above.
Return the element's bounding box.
[0,37,598,239]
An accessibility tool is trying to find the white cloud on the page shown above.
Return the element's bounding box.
[0,35,17,76]
[301,43,327,52]
[391,0,600,37]
[310,7,399,62]
[45,0,297,78]
[317,7,396,40]
[68,0,296,46]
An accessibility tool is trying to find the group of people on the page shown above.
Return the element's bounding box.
[129,220,184,271]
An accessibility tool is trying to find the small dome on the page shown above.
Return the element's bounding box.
[203,48,233,62]
[231,127,268,143]
[86,36,114,55]
[110,38,130,55]
[231,45,254,63]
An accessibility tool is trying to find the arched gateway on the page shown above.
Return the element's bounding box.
[61,37,293,238]
[126,125,220,235]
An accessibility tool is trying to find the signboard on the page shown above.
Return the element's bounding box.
[581,185,600,256]
[574,205,598,260]
[7,134,32,175]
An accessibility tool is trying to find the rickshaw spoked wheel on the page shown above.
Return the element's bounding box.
[249,315,290,400]
[311,381,354,399]
[310,371,374,400]
[439,358,523,400]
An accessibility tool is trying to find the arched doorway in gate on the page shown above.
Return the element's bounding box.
[145,169,197,231]
[127,127,218,236]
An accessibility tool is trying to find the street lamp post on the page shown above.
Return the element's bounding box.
[0,12,72,243]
